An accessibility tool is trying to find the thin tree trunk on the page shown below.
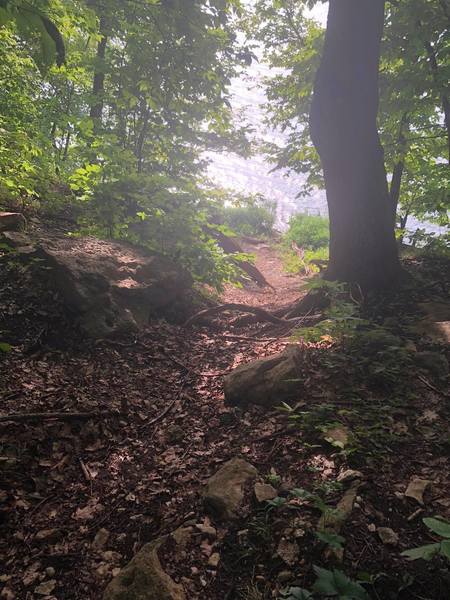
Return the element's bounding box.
[390,113,409,214]
[309,0,400,290]
[90,16,108,133]
[423,39,450,165]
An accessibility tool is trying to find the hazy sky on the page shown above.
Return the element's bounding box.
[308,2,329,26]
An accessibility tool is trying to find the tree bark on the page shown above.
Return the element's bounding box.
[309,0,401,290]
[390,113,409,214]
[90,16,108,133]
[423,39,450,165]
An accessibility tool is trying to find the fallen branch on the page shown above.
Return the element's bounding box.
[418,375,449,398]
[184,303,288,327]
[0,411,119,423]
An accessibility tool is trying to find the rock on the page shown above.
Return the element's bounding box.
[254,483,277,503]
[224,345,302,407]
[36,236,192,338]
[0,231,35,254]
[337,470,364,484]
[34,529,62,543]
[415,351,449,380]
[207,553,220,568]
[92,528,110,551]
[377,527,399,546]
[414,302,450,344]
[34,580,56,596]
[322,425,349,449]
[203,458,258,521]
[319,482,360,532]
[405,478,432,505]
[0,212,26,232]
[195,524,217,539]
[103,536,185,600]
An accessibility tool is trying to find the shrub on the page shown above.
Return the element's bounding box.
[220,204,275,237]
[281,213,329,274]
[284,213,330,250]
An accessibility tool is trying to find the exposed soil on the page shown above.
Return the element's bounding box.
[0,235,449,600]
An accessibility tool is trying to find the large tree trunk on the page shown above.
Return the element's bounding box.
[309,0,401,290]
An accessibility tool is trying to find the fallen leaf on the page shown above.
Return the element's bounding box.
[405,478,432,505]
[34,580,56,596]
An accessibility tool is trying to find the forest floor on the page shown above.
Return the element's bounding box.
[0,234,449,600]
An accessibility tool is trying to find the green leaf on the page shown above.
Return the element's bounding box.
[440,540,450,560]
[401,543,441,561]
[312,567,368,599]
[0,342,12,353]
[316,530,346,549]
[280,588,313,600]
[423,517,450,538]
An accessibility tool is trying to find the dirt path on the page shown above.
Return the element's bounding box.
[222,239,306,310]
[1,239,449,600]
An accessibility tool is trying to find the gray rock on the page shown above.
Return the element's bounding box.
[103,536,185,600]
[224,345,302,407]
[377,527,399,546]
[0,212,26,232]
[36,236,192,338]
[254,482,278,503]
[203,458,258,521]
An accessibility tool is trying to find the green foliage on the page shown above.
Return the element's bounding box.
[0,0,65,69]
[280,568,368,600]
[221,204,275,237]
[281,213,329,275]
[0,341,12,352]
[402,517,450,562]
[284,213,329,251]
[0,0,258,288]
[294,280,365,344]
[250,0,449,236]
[311,567,369,600]
[280,588,313,600]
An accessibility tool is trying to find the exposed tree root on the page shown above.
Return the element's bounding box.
[184,303,289,327]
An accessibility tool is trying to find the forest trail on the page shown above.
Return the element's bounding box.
[222,238,306,311]
[1,233,449,600]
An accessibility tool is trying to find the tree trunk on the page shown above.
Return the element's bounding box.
[423,39,450,165]
[90,16,108,133]
[309,0,401,290]
[390,113,409,214]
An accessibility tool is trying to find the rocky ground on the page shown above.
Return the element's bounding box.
[0,220,449,600]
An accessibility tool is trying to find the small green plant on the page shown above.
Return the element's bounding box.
[280,588,313,599]
[402,517,450,561]
[0,342,12,353]
[284,213,330,251]
[266,469,282,486]
[315,531,346,550]
[281,213,329,275]
[294,280,365,344]
[280,568,368,600]
[311,567,369,599]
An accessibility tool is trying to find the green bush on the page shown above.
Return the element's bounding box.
[284,213,330,250]
[75,174,243,291]
[281,213,329,274]
[221,204,275,237]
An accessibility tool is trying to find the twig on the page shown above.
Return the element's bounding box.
[418,375,449,398]
[79,458,93,482]
[0,411,120,423]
